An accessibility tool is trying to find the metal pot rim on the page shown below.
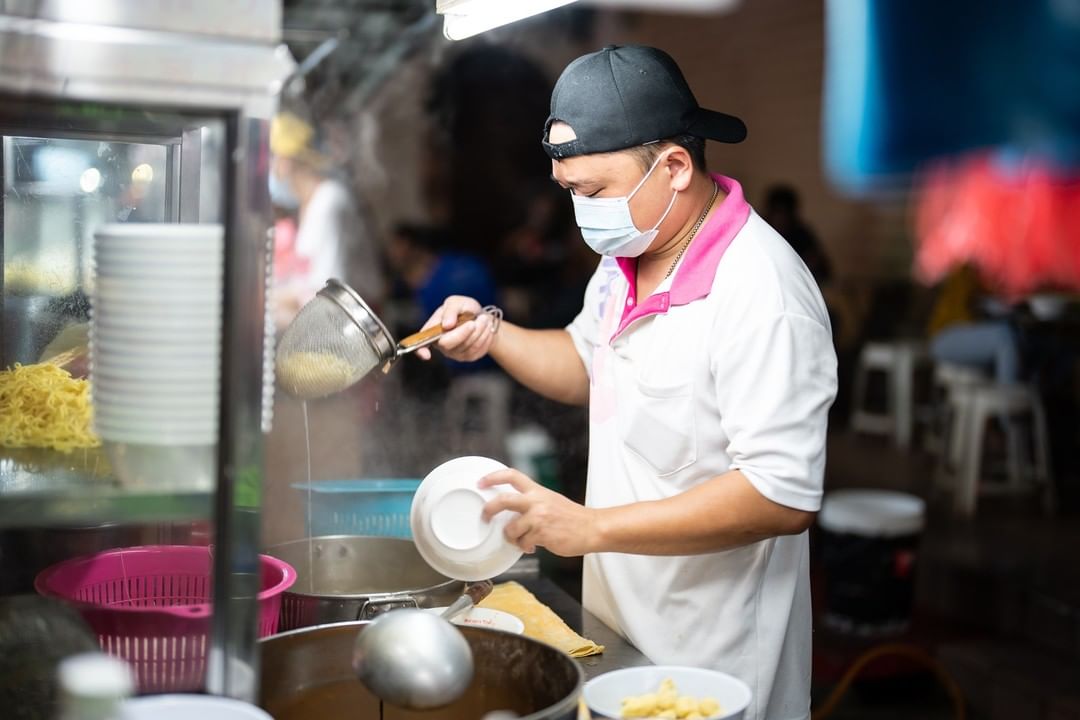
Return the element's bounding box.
[259,621,585,720]
[259,618,372,641]
[279,576,461,600]
[265,535,463,601]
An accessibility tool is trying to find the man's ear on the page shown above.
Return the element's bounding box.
[663,145,694,192]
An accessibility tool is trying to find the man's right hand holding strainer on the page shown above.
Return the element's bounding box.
[416,295,500,362]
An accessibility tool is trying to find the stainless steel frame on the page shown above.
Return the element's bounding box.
[0,1,293,701]
[0,0,282,42]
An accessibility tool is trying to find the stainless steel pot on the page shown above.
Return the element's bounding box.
[265,535,465,630]
[260,621,583,720]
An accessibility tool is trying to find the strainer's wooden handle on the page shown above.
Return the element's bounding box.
[399,312,477,350]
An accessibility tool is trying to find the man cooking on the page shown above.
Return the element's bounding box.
[418,46,837,720]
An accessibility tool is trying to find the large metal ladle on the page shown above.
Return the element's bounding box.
[351,581,493,710]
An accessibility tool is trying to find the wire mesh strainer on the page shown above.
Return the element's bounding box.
[276,279,501,400]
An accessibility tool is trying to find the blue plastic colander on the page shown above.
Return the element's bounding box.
[291,478,421,538]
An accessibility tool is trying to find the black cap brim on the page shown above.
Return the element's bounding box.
[686,108,747,144]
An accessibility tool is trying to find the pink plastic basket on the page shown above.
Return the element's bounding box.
[34,545,295,693]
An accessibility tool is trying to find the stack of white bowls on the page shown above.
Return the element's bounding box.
[89,223,224,489]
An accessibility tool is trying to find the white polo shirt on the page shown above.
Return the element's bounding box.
[567,175,837,720]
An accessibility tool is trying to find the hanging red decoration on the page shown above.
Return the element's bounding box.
[914,152,1080,299]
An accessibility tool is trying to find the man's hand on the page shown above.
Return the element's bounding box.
[415,295,498,362]
[479,469,597,557]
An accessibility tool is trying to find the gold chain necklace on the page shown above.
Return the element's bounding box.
[665,181,719,279]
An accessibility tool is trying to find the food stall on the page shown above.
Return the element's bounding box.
[0,2,655,716]
[0,0,290,702]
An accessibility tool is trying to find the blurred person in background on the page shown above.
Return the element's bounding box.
[927,264,1023,385]
[387,224,499,333]
[269,111,384,329]
[762,184,833,287]
[263,112,384,544]
[386,223,499,377]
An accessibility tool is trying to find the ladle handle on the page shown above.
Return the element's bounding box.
[398,312,477,352]
[440,594,474,623]
[440,580,494,623]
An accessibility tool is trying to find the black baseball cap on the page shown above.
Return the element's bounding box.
[542,45,746,160]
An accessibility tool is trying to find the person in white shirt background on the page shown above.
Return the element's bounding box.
[417,45,838,720]
[269,111,384,329]
[263,111,387,542]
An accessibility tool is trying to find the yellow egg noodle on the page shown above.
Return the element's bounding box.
[621,679,721,720]
[276,351,356,397]
[0,362,99,453]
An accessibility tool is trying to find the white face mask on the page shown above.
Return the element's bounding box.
[570,154,678,258]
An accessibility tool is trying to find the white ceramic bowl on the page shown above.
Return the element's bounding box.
[94,394,216,412]
[423,606,525,634]
[95,423,217,443]
[90,378,219,401]
[584,666,752,720]
[91,345,220,362]
[93,288,222,309]
[90,327,221,347]
[92,269,222,288]
[121,694,266,720]
[96,232,222,247]
[93,410,217,427]
[95,222,223,241]
[91,385,219,404]
[97,423,217,446]
[90,317,222,337]
[410,456,523,581]
[93,398,217,413]
[93,250,223,267]
[89,379,218,403]
[95,241,222,255]
[93,404,218,425]
[95,413,215,430]
[92,276,222,294]
[90,376,217,392]
[94,414,217,430]
[90,349,221,368]
[91,388,218,407]
[95,426,217,446]
[91,354,220,377]
[92,303,222,323]
[91,378,218,396]
[92,267,223,285]
[93,254,222,272]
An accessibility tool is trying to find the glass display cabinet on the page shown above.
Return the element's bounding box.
[0,0,293,700]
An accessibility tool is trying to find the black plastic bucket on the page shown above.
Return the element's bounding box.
[819,490,926,637]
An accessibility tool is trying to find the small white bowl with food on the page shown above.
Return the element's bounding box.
[584,666,752,720]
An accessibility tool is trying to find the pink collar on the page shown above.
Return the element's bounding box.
[611,173,751,339]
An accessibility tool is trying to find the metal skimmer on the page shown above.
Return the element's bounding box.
[276,279,501,400]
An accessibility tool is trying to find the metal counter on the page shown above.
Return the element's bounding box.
[503,560,652,680]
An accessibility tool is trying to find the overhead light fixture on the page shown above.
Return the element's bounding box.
[79,167,102,194]
[583,0,740,10]
[437,0,580,41]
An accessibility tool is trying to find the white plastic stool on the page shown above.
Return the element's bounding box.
[444,373,512,462]
[949,382,1055,516]
[851,340,928,447]
[929,363,989,474]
